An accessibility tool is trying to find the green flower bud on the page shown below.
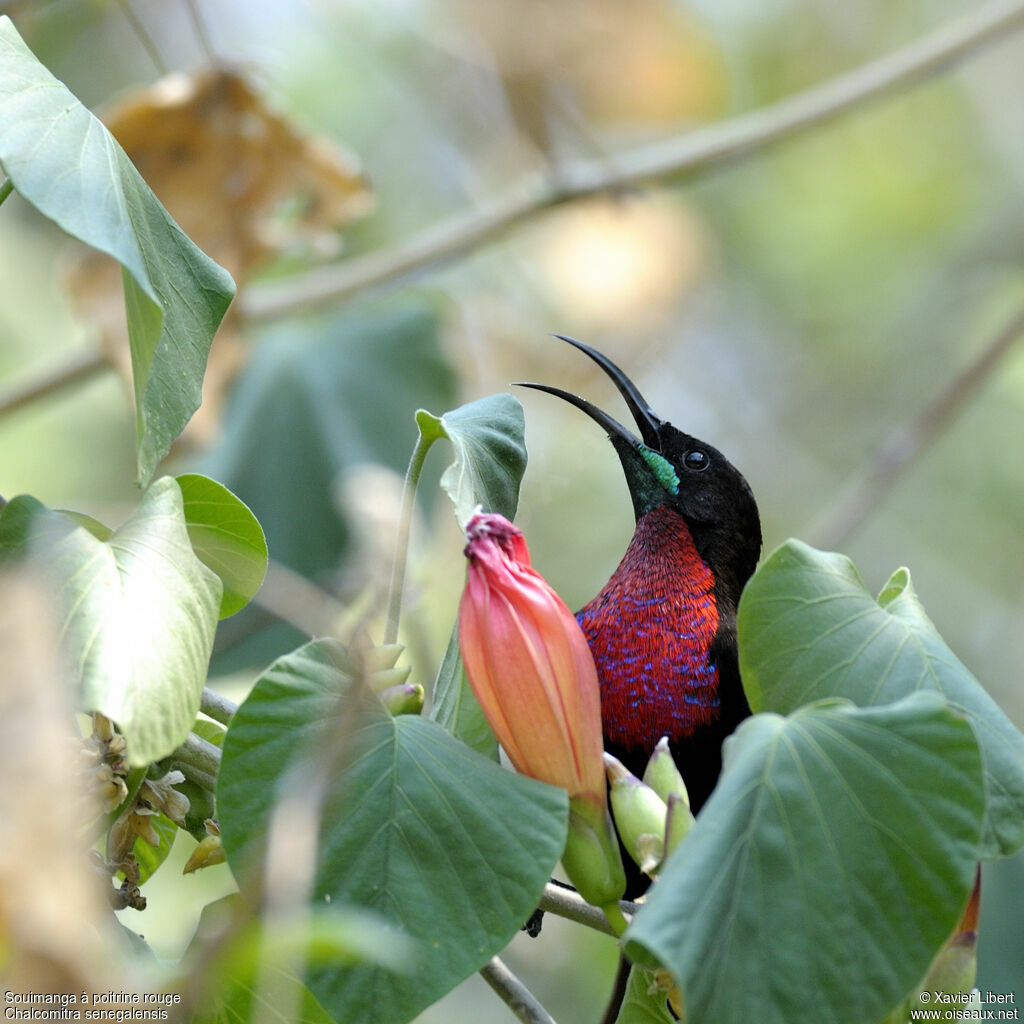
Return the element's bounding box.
[379,682,424,716]
[664,792,695,859]
[183,834,226,874]
[633,833,665,877]
[642,736,690,808]
[604,753,668,876]
[561,795,626,910]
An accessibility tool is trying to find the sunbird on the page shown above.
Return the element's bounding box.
[521,336,762,895]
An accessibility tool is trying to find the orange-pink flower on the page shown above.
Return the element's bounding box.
[458,511,606,808]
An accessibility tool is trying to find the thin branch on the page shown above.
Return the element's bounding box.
[200,686,238,726]
[172,730,222,777]
[810,300,1024,549]
[537,883,637,937]
[0,350,109,422]
[479,957,558,1024]
[183,0,217,63]
[0,177,14,207]
[115,0,170,76]
[384,430,432,645]
[253,559,350,637]
[241,0,1024,321]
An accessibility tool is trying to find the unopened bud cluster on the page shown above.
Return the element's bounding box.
[86,717,192,867]
[79,713,129,813]
[604,737,695,881]
[108,767,191,863]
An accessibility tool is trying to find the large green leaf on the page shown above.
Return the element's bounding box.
[737,539,1024,858]
[217,639,567,1024]
[177,474,267,619]
[0,16,235,484]
[428,625,497,758]
[416,393,527,526]
[624,695,984,1024]
[0,480,221,765]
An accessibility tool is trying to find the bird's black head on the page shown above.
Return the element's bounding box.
[519,335,762,602]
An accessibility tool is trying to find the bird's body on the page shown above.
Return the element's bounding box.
[578,503,748,813]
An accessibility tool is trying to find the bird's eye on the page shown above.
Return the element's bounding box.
[683,449,710,471]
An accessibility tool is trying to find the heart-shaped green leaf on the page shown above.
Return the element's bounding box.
[624,695,984,1024]
[0,479,221,765]
[0,16,235,484]
[416,393,527,526]
[218,639,566,1024]
[737,539,1024,858]
[177,474,267,618]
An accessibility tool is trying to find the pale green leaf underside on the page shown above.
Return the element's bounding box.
[417,393,527,527]
[0,16,235,484]
[0,480,221,765]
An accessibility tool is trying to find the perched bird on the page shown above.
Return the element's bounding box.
[520,336,762,889]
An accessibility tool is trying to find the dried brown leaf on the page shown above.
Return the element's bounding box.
[66,67,373,446]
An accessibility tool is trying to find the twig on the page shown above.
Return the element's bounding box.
[810,300,1024,549]
[0,350,109,422]
[254,559,350,637]
[537,883,637,937]
[114,0,169,76]
[479,957,558,1024]
[241,0,1024,321]
[183,0,216,63]
[172,730,222,777]
[200,686,238,726]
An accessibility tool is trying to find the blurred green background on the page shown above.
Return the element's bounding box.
[1,0,1022,1017]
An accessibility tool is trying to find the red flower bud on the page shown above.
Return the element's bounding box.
[458,511,605,807]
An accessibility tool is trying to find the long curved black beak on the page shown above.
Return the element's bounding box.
[516,335,664,451]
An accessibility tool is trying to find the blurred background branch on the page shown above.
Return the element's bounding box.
[811,299,1024,549]
[241,0,1024,321]
[0,349,107,422]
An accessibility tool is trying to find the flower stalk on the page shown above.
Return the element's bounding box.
[385,431,432,645]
